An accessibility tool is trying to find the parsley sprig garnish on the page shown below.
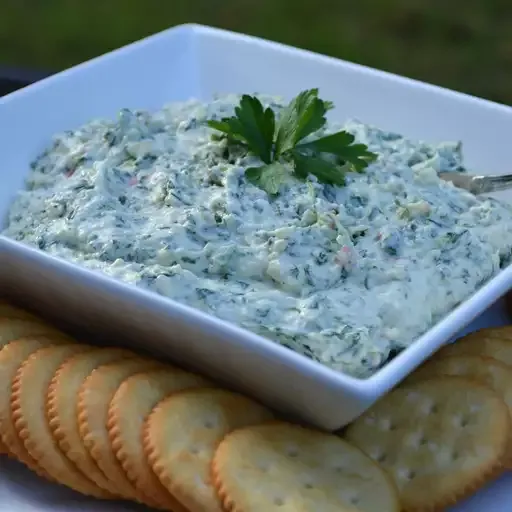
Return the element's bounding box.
[207,89,377,195]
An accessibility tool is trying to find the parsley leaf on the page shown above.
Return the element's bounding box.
[274,89,332,157]
[207,119,235,135]
[296,132,378,172]
[207,89,377,195]
[297,130,355,150]
[292,153,346,186]
[245,162,290,196]
[207,95,274,164]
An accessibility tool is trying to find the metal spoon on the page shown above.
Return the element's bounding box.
[438,172,512,195]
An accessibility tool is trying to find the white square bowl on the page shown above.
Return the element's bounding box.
[1,23,512,430]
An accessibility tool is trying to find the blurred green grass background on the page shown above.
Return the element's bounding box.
[1,0,511,104]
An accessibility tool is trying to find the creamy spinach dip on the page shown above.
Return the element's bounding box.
[5,95,512,378]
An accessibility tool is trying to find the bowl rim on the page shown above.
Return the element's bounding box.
[3,22,512,114]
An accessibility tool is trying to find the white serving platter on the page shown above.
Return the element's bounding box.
[1,23,512,433]
[1,465,512,512]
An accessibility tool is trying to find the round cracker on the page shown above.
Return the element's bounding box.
[213,421,400,512]
[405,355,512,466]
[0,318,73,348]
[0,302,39,322]
[77,358,162,504]
[47,347,136,496]
[0,336,69,475]
[345,377,510,512]
[11,344,115,498]
[143,388,274,512]
[108,368,212,511]
[406,355,512,413]
[435,327,512,365]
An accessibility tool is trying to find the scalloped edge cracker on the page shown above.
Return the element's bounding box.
[11,344,115,498]
[405,354,512,466]
[0,302,39,322]
[435,327,512,365]
[47,347,135,496]
[77,358,162,505]
[345,377,510,512]
[213,421,400,512]
[143,388,274,512]
[0,336,70,474]
[108,368,211,510]
[0,318,73,348]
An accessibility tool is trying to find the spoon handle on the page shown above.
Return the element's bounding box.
[439,172,512,195]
